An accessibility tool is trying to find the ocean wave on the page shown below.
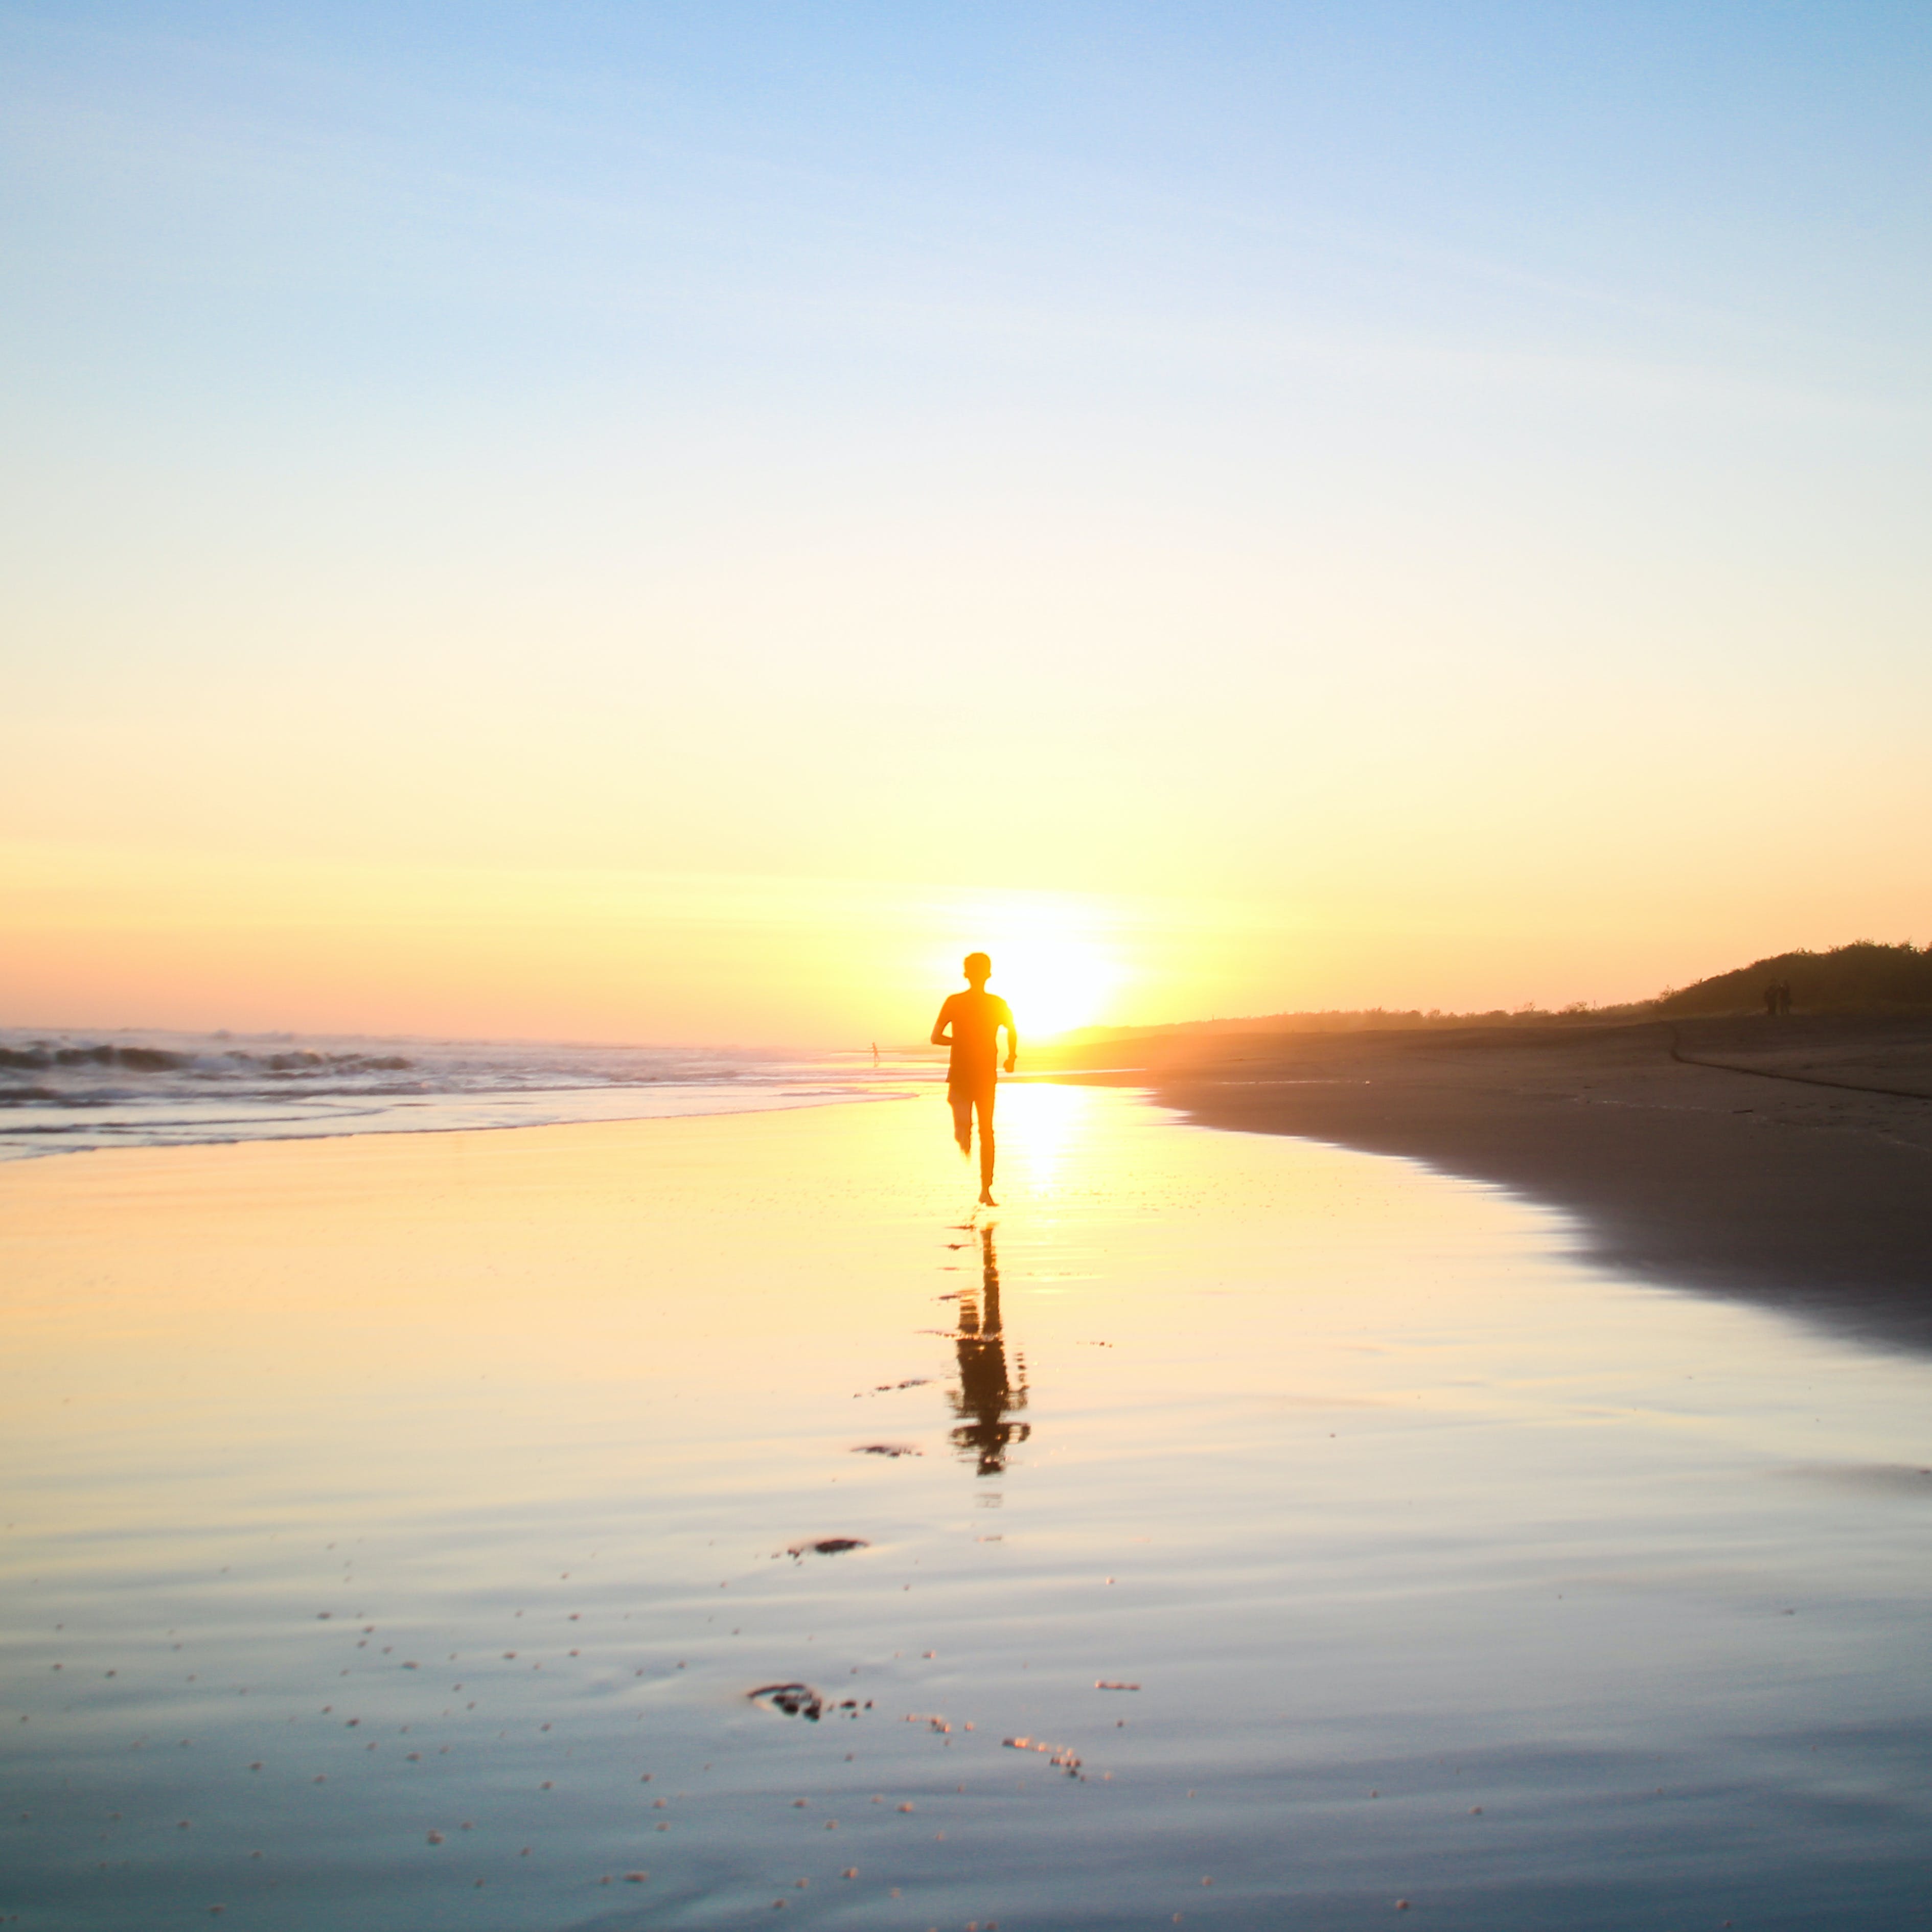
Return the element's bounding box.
[0,1028,930,1160]
[0,1042,413,1077]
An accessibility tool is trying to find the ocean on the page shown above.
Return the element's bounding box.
[0,1029,918,1161]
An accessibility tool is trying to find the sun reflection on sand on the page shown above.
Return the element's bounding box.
[993,1079,1088,1200]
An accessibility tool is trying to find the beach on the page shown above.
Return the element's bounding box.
[13,7,1932,1925]
[7,1085,1932,1928]
[1046,1016,1932,1354]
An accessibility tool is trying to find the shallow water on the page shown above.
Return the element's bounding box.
[4,1087,1931,1929]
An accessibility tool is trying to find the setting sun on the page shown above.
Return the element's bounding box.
[998,938,1123,1039]
[928,909,1128,1040]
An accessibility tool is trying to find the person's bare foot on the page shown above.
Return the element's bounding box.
[979,1187,997,1206]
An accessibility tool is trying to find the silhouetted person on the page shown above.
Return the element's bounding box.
[931,951,1017,1205]
[1764,981,1780,1017]
[949,1225,1029,1476]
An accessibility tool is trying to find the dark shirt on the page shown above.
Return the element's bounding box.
[936,990,1014,1092]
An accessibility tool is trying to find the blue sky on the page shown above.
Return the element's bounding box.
[4,4,1930,1032]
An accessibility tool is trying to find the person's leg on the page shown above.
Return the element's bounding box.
[950,1091,974,1158]
[976,1089,996,1195]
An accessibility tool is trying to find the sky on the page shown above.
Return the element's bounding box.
[4,2,1929,1044]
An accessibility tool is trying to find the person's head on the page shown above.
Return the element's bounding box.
[962,951,992,989]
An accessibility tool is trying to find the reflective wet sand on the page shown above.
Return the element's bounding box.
[5,1087,1931,1928]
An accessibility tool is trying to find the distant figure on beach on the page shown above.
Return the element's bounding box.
[871,1040,880,1069]
[931,952,1017,1205]
[1764,979,1793,1016]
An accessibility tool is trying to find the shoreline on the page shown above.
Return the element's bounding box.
[1043,1015,1932,1355]
[0,1081,922,1166]
[14,1016,1932,1357]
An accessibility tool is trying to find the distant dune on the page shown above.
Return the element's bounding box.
[1654,940,1932,1016]
[1058,940,1932,1047]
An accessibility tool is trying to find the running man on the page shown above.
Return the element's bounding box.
[931,952,1018,1205]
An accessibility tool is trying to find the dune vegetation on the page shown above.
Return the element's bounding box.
[1654,940,1932,1016]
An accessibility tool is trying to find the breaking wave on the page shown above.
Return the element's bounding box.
[0,1029,923,1161]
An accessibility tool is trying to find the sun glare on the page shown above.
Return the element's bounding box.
[1012,940,1121,1037]
[931,913,1126,1039]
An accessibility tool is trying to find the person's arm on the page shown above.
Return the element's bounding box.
[930,995,956,1049]
[1002,1002,1018,1072]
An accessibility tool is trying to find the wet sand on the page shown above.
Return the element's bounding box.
[1045,1017,1932,1353]
[7,1088,1932,1928]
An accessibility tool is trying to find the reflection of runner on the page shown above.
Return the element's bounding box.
[930,952,1018,1205]
[950,1224,1029,1476]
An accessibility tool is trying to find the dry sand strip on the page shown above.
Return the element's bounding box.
[1044,1017,1932,1355]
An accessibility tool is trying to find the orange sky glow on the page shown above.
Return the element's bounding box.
[5,11,1928,1044]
